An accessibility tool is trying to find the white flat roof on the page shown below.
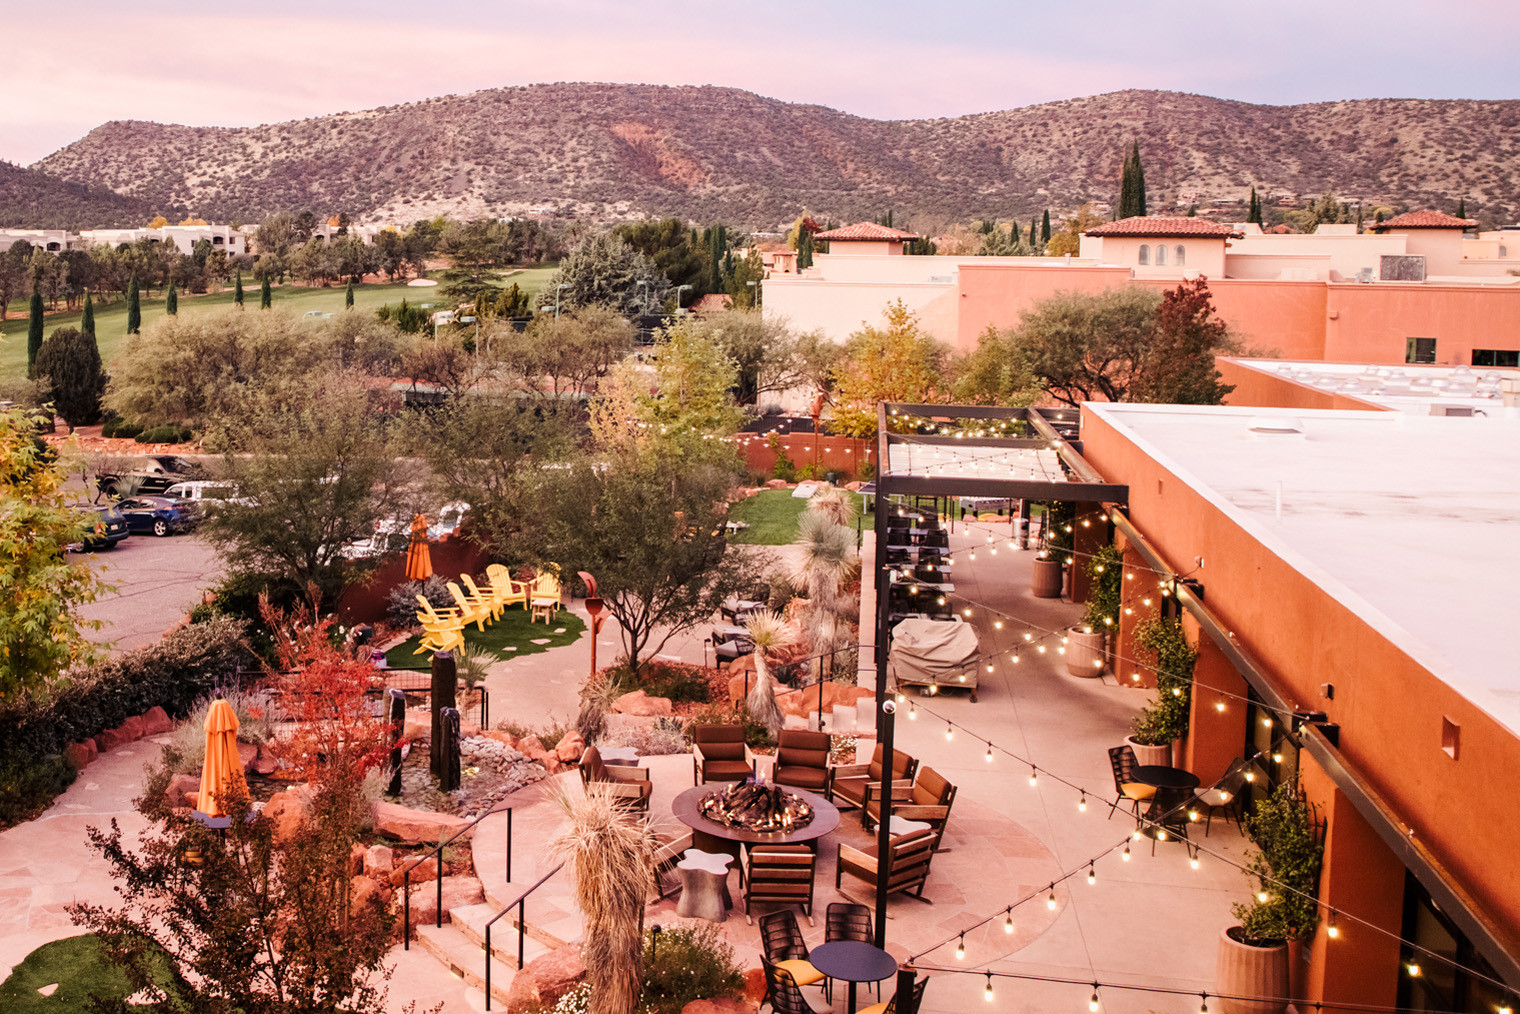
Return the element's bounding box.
[1086,403,1520,736]
[1226,357,1519,415]
[887,441,1065,483]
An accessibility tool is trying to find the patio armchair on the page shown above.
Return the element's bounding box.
[1107,745,1156,822]
[579,746,651,814]
[855,976,928,1014]
[1190,757,1250,836]
[651,829,694,900]
[741,843,817,924]
[485,563,529,611]
[460,573,503,621]
[414,596,465,655]
[831,743,917,814]
[759,911,826,989]
[529,569,563,624]
[863,765,957,848]
[761,959,827,1014]
[692,724,756,784]
[835,827,936,902]
[771,729,832,794]
[447,580,492,633]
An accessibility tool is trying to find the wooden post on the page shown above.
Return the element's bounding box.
[439,706,461,792]
[430,651,457,781]
[387,688,405,796]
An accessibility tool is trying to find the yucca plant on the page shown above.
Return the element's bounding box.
[792,510,859,676]
[742,610,794,739]
[550,782,658,1014]
[806,486,858,527]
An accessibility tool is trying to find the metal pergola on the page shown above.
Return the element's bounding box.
[865,403,1128,945]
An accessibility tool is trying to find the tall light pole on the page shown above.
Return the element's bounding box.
[554,283,569,319]
[673,284,692,313]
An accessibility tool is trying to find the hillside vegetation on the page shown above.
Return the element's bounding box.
[25,86,1520,228]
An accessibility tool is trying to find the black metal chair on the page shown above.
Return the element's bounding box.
[824,902,875,1001]
[855,975,928,1014]
[1190,757,1251,836]
[1107,745,1156,822]
[762,958,827,1014]
[758,911,825,989]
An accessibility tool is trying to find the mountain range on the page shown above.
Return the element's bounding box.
[14,85,1520,230]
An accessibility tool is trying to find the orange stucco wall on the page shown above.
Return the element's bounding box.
[1081,410,1520,1000]
[955,264,1134,350]
[1323,284,1520,364]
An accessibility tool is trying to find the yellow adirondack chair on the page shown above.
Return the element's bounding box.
[529,570,562,624]
[447,581,492,633]
[485,563,529,611]
[461,573,503,620]
[414,596,465,654]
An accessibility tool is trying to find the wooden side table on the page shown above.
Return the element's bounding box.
[674,849,733,923]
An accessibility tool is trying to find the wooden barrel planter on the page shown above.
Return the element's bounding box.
[1216,926,1289,1014]
[1030,558,1064,598]
[1065,627,1107,677]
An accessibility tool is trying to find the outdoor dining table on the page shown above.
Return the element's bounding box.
[670,784,841,861]
[808,940,896,1012]
[1132,765,1201,842]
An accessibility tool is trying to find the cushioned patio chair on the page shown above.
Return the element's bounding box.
[771,729,832,794]
[855,975,927,1014]
[579,746,651,814]
[692,724,756,784]
[831,743,917,816]
[835,827,936,903]
[762,958,827,1014]
[1108,745,1156,822]
[863,765,957,848]
[759,911,826,991]
[741,844,817,925]
[1190,757,1250,837]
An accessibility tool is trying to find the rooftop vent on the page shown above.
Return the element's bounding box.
[1248,416,1305,435]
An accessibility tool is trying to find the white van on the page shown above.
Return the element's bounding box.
[162,480,238,504]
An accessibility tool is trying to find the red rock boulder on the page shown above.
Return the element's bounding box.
[140,706,174,735]
[505,945,586,1014]
[64,741,94,771]
[612,690,674,717]
[372,801,472,844]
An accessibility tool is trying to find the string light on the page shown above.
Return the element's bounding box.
[1029,766,1039,788]
[1199,993,1209,1014]
[1078,792,1087,813]
[1190,854,1201,870]
[1122,843,1131,861]
[1003,908,1015,933]
[956,934,966,960]
[985,973,994,1003]
[1086,864,1096,886]
[1089,986,1101,1012]
[908,701,916,719]
[986,742,994,762]
[1327,912,1339,939]
[1046,886,1057,910]
[946,723,954,741]
[1406,962,1421,978]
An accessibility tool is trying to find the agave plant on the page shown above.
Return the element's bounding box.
[791,510,860,676]
[549,782,658,1014]
[742,609,794,738]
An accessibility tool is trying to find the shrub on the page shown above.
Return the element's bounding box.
[640,922,745,1014]
[102,416,144,439]
[164,687,275,775]
[0,749,76,827]
[768,434,796,482]
[135,423,193,444]
[1081,543,1123,633]
[1232,780,1323,944]
[604,658,712,705]
[1130,617,1198,746]
[385,575,453,628]
[684,703,771,749]
[601,718,687,757]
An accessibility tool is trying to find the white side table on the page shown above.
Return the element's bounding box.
[888,816,931,837]
[675,849,733,922]
[598,746,640,766]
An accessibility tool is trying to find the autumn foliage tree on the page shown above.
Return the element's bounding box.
[829,300,947,438]
[1128,277,1236,404]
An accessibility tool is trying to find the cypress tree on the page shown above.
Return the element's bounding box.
[234,269,244,307]
[26,289,44,379]
[1041,209,1052,243]
[1375,209,1384,224]
[1131,141,1147,217]
[260,276,272,310]
[345,280,355,308]
[81,292,95,336]
[166,283,178,316]
[1457,197,1466,218]
[1247,186,1262,226]
[126,275,141,334]
[1119,146,1134,218]
[1029,217,1038,247]
[885,210,893,228]
[797,229,814,271]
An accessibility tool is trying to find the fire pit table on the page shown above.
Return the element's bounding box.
[672,782,841,861]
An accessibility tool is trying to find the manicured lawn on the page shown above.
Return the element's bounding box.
[727,489,866,545]
[385,601,584,667]
[0,934,155,1012]
[0,265,560,379]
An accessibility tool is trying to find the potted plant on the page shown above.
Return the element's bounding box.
[1031,502,1071,599]
[1067,545,1121,677]
[1125,616,1196,765]
[1217,781,1323,1014]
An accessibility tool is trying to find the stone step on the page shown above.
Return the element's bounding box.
[451,902,557,969]
[414,922,516,1008]
[482,884,578,952]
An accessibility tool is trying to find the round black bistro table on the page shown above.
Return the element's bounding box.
[1132,765,1201,842]
[670,784,841,860]
[808,940,896,1012]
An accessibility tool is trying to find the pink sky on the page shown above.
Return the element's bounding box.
[7,1,1517,165]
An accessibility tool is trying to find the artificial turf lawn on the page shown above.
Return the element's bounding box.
[385,601,585,667]
[726,489,866,545]
[0,934,153,1012]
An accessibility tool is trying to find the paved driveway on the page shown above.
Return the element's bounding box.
[73,534,225,653]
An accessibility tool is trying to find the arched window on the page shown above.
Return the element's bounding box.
[1138,244,1150,265]
[1175,245,1186,267]
[1502,245,1509,258]
[1156,244,1168,266]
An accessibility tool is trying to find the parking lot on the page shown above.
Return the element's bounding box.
[73,533,225,653]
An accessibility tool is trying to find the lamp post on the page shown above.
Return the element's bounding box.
[673,284,692,313]
[578,571,609,679]
[554,283,569,319]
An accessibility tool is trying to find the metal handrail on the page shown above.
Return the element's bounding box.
[483,861,566,1009]
[402,804,513,949]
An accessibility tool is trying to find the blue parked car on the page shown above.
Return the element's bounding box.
[69,503,130,550]
[116,496,194,537]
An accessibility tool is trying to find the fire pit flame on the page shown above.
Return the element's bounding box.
[698,778,814,833]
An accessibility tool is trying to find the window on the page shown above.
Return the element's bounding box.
[1155,244,1168,266]
[1175,245,1186,266]
[1137,244,1149,265]
[1499,245,1507,258]
[1398,872,1505,1013]
[212,236,224,244]
[1406,337,1437,364]
[1472,349,1519,368]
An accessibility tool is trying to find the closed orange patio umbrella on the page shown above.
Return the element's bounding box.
[197,699,248,817]
[405,514,432,581]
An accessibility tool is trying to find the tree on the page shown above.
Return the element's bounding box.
[1120,141,1148,218]
[1046,204,1106,258]
[792,506,859,676]
[234,269,244,307]
[1028,216,1038,247]
[1127,278,1237,405]
[949,325,1044,407]
[0,407,103,699]
[501,305,637,403]
[198,373,409,610]
[1247,186,1263,226]
[829,300,947,438]
[345,279,354,308]
[1457,197,1467,218]
[1009,287,1161,406]
[615,218,707,295]
[743,611,792,738]
[165,282,177,316]
[34,327,107,432]
[0,240,32,321]
[976,227,1028,257]
[660,308,824,406]
[549,232,669,316]
[260,275,272,309]
[590,318,745,451]
[797,229,814,271]
[126,275,141,334]
[513,447,758,674]
[725,247,765,309]
[81,292,95,336]
[26,289,43,378]
[1041,209,1052,243]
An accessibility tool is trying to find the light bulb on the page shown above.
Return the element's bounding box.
[1172,687,1183,696]
[1087,865,1096,886]
[1057,647,1065,656]
[1012,653,1020,663]
[986,663,994,672]
[1188,809,1199,822]
[895,692,905,703]
[928,683,938,695]
[1273,752,1283,764]
[1262,717,1273,728]
[994,620,1003,630]
[963,607,972,617]
[956,934,965,960]
[1257,891,1269,903]
[1023,632,1033,641]
[908,702,916,720]
[1244,771,1255,782]
[1122,843,1131,861]
[1061,636,1069,645]
[968,551,976,561]
[986,743,994,762]
[985,974,994,1002]
[1143,597,1152,606]
[1028,767,1038,787]
[1200,994,1209,1014]
[1190,855,1200,870]
[1326,914,1339,939]
[1215,700,1226,712]
[1004,908,1014,933]
[1038,645,1046,654]
[1126,572,1134,580]
[1157,829,1168,841]
[1046,887,1057,910]
[1407,963,1421,978]
[1089,988,1100,1012]
[1078,793,1087,812]
[945,724,954,741]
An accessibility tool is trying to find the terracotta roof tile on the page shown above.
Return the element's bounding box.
[1084,216,1243,239]
[1370,210,1479,231]
[814,221,920,242]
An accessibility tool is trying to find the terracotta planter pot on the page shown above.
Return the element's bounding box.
[1065,627,1107,677]
[1125,735,1172,768]
[1216,926,1289,1014]
[1030,558,1063,598]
